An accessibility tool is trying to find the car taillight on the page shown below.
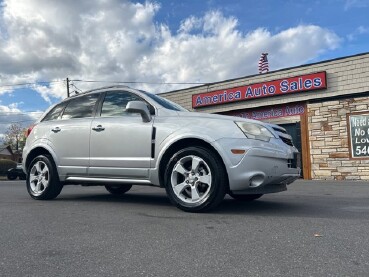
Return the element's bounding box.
[26,125,35,138]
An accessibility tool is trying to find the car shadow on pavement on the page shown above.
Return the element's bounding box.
[54,189,364,219]
[214,196,366,220]
[55,192,174,207]
[55,192,312,217]
[215,198,305,215]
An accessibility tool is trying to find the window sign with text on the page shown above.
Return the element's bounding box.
[222,103,305,120]
[348,113,369,158]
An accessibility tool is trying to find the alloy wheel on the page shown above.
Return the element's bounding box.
[170,155,212,204]
[29,161,50,196]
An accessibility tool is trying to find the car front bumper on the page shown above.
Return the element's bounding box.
[213,138,301,193]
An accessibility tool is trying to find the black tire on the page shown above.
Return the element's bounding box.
[105,184,132,195]
[7,173,17,180]
[164,146,227,212]
[229,193,263,201]
[26,155,63,200]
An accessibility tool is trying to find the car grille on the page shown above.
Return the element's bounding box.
[280,136,294,146]
[288,152,301,168]
[272,126,287,134]
[270,125,294,146]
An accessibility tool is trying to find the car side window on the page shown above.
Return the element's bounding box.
[61,93,100,120]
[42,103,66,122]
[100,91,143,117]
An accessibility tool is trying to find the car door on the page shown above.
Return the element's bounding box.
[45,93,100,177]
[89,90,153,178]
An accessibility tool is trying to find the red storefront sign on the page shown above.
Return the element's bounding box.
[222,103,306,120]
[192,71,327,108]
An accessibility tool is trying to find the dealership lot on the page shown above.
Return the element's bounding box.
[1,180,369,276]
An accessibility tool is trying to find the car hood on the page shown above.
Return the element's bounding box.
[171,111,287,136]
[176,111,270,125]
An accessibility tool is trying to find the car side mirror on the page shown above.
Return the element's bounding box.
[126,101,152,122]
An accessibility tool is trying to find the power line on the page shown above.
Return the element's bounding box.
[71,79,207,85]
[0,78,204,92]
[0,78,206,89]
[0,111,43,114]
[0,80,63,89]
[0,119,36,125]
[0,111,44,117]
[69,82,82,95]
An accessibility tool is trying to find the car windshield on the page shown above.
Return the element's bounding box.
[140,90,188,112]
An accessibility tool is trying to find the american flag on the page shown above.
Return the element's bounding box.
[258,53,269,74]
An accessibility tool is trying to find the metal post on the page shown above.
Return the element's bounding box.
[67,77,70,98]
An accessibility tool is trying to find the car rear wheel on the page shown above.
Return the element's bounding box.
[164,146,227,212]
[7,172,17,180]
[26,155,63,200]
[105,184,132,195]
[229,193,263,201]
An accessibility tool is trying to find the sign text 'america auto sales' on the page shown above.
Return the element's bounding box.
[192,71,327,108]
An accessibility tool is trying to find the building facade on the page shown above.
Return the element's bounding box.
[0,145,15,161]
[160,52,369,180]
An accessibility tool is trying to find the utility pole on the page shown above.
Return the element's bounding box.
[66,77,70,98]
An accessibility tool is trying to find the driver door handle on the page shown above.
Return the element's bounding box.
[51,127,61,133]
[92,125,105,132]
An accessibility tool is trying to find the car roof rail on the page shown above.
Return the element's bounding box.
[67,85,132,99]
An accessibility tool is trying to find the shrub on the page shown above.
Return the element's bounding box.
[0,159,17,175]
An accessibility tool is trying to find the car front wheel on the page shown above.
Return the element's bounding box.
[164,146,227,212]
[26,155,63,200]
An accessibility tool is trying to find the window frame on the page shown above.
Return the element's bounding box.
[97,90,155,118]
[41,102,67,122]
[59,92,102,120]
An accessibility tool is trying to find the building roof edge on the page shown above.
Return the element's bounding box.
[159,51,369,95]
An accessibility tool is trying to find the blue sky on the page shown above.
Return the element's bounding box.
[0,0,368,140]
[150,0,368,59]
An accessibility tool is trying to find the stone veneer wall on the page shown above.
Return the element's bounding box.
[308,96,369,180]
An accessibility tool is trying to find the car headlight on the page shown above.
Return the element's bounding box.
[235,121,275,142]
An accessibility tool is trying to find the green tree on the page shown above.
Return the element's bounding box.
[3,123,26,151]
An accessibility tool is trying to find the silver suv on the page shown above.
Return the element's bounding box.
[23,86,300,212]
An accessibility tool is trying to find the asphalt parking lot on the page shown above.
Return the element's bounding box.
[0,179,369,277]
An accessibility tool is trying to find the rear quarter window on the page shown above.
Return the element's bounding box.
[42,103,66,122]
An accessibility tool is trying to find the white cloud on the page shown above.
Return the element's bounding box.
[140,12,340,89]
[8,102,23,109]
[344,0,369,10]
[0,88,13,96]
[0,104,43,144]
[0,0,341,98]
[31,81,67,103]
[179,16,203,34]
[347,25,369,41]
